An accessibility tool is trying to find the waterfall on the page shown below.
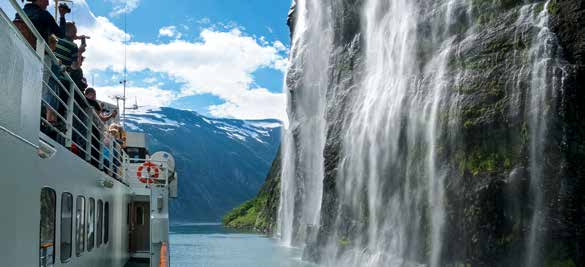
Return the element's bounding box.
[278,0,567,266]
[278,0,333,246]
[327,1,471,266]
[524,1,563,266]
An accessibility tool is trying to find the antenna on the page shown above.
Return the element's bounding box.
[121,1,128,128]
[109,95,126,123]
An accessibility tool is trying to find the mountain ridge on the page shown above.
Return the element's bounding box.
[122,106,281,222]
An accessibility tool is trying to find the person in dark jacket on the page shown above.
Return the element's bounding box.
[84,88,118,122]
[15,0,70,43]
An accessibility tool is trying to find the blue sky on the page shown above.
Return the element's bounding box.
[2,0,292,120]
[90,0,292,44]
[91,0,292,120]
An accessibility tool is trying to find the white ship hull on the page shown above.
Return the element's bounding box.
[0,1,175,266]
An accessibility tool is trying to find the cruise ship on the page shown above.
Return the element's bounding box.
[0,1,178,266]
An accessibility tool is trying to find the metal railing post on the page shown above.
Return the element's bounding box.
[98,129,104,170]
[108,139,113,175]
[84,114,92,161]
[35,35,44,58]
[65,83,75,148]
[121,153,127,183]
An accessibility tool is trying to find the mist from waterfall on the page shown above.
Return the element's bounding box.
[326,0,471,266]
[278,0,333,246]
[278,0,562,266]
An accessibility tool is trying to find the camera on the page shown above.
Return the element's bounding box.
[59,3,71,13]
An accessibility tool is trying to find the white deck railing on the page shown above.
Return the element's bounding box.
[4,0,129,183]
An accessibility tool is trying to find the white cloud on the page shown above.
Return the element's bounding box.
[68,0,288,120]
[95,85,175,108]
[274,41,287,52]
[158,25,182,39]
[108,0,140,17]
[143,77,158,84]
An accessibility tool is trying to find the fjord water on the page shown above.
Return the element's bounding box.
[170,224,318,267]
[279,0,563,266]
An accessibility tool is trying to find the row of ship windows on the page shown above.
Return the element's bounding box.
[40,188,110,266]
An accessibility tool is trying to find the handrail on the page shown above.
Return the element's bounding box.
[7,0,115,136]
[0,124,40,149]
[5,0,130,182]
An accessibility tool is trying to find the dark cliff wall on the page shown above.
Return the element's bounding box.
[231,0,584,265]
[312,0,584,265]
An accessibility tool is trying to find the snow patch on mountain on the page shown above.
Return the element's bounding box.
[123,107,281,144]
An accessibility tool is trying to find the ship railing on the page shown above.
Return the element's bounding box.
[125,158,172,188]
[4,0,129,184]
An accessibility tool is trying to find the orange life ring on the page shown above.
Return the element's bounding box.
[137,162,160,184]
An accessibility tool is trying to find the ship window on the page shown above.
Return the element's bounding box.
[40,188,56,267]
[60,193,73,262]
[136,206,144,225]
[75,196,85,256]
[97,200,103,247]
[87,198,95,251]
[104,202,110,244]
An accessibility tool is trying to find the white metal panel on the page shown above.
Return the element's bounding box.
[0,9,42,143]
[126,132,147,148]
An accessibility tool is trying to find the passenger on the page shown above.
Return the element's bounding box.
[41,34,68,142]
[13,0,70,46]
[55,22,79,67]
[108,124,127,148]
[69,56,88,91]
[43,34,60,124]
[84,88,118,122]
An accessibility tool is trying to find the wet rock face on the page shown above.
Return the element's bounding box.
[550,1,585,265]
[255,0,584,265]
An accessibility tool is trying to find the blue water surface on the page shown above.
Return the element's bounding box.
[170,223,318,267]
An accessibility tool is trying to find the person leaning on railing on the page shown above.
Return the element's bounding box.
[54,22,78,67]
[68,55,88,91]
[108,124,127,148]
[84,88,118,122]
[13,0,70,48]
[41,34,70,136]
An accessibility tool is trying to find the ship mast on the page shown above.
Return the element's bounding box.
[121,1,128,127]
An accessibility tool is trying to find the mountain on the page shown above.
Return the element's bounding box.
[122,107,281,222]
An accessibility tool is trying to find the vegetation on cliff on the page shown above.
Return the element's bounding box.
[222,149,281,233]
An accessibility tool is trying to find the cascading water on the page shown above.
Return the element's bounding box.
[278,0,570,266]
[325,1,471,266]
[278,0,333,246]
[523,2,563,266]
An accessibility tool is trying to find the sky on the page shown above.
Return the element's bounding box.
[1,0,292,121]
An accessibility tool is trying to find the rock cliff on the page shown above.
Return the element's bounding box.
[241,0,584,266]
